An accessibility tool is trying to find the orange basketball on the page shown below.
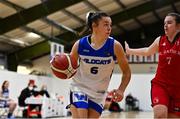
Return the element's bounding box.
[50,53,78,79]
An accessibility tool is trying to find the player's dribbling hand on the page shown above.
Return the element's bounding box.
[109,89,124,102]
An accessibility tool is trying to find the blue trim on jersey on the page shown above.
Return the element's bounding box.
[89,100,103,114]
[74,102,88,109]
[72,99,103,114]
[78,36,116,60]
[70,91,103,114]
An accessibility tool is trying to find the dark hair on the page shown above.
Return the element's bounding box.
[79,11,109,36]
[1,80,8,92]
[86,11,109,30]
[167,13,180,24]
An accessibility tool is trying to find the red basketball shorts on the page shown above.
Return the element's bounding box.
[151,82,180,115]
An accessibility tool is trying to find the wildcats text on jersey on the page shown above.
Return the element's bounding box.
[83,58,111,65]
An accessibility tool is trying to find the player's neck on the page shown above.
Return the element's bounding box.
[91,34,106,43]
[167,31,179,42]
[90,34,107,48]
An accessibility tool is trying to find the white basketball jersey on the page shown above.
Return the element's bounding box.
[71,36,116,101]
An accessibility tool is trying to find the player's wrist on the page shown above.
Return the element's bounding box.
[116,89,124,96]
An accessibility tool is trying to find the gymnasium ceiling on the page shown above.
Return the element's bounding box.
[0,0,179,70]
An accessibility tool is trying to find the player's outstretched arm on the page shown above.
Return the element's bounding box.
[125,36,160,56]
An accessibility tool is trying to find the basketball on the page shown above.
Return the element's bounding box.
[50,53,78,79]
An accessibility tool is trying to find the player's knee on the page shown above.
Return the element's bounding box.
[13,102,17,108]
[154,111,167,118]
[77,108,88,118]
[10,102,17,108]
[153,105,168,118]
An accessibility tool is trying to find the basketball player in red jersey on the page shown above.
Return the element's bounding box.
[125,13,180,118]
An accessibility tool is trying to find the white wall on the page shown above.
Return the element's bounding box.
[0,69,154,111]
[51,78,72,106]
[0,70,53,103]
[108,74,153,111]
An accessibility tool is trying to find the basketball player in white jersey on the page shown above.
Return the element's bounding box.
[69,11,131,118]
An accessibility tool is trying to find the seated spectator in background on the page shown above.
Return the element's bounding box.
[125,93,135,111]
[125,93,140,111]
[18,80,39,107]
[18,80,40,117]
[0,80,17,119]
[126,93,134,104]
[39,84,50,98]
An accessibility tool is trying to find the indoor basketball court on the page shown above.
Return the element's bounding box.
[53,111,154,119]
[0,0,179,119]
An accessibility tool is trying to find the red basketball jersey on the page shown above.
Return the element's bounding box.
[152,33,180,86]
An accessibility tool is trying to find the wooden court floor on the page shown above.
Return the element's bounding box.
[101,111,153,119]
[55,111,153,119]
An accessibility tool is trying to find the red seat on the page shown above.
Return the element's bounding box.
[27,105,41,118]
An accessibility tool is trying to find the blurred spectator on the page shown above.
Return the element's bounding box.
[0,80,17,119]
[18,80,39,107]
[39,84,50,98]
[125,93,134,111]
[125,93,140,111]
[18,80,40,117]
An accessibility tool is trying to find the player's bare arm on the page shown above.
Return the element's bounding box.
[70,40,79,61]
[125,36,160,56]
[111,40,131,102]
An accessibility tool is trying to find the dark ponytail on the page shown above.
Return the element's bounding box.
[86,12,95,30]
[79,11,109,36]
[86,11,109,30]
